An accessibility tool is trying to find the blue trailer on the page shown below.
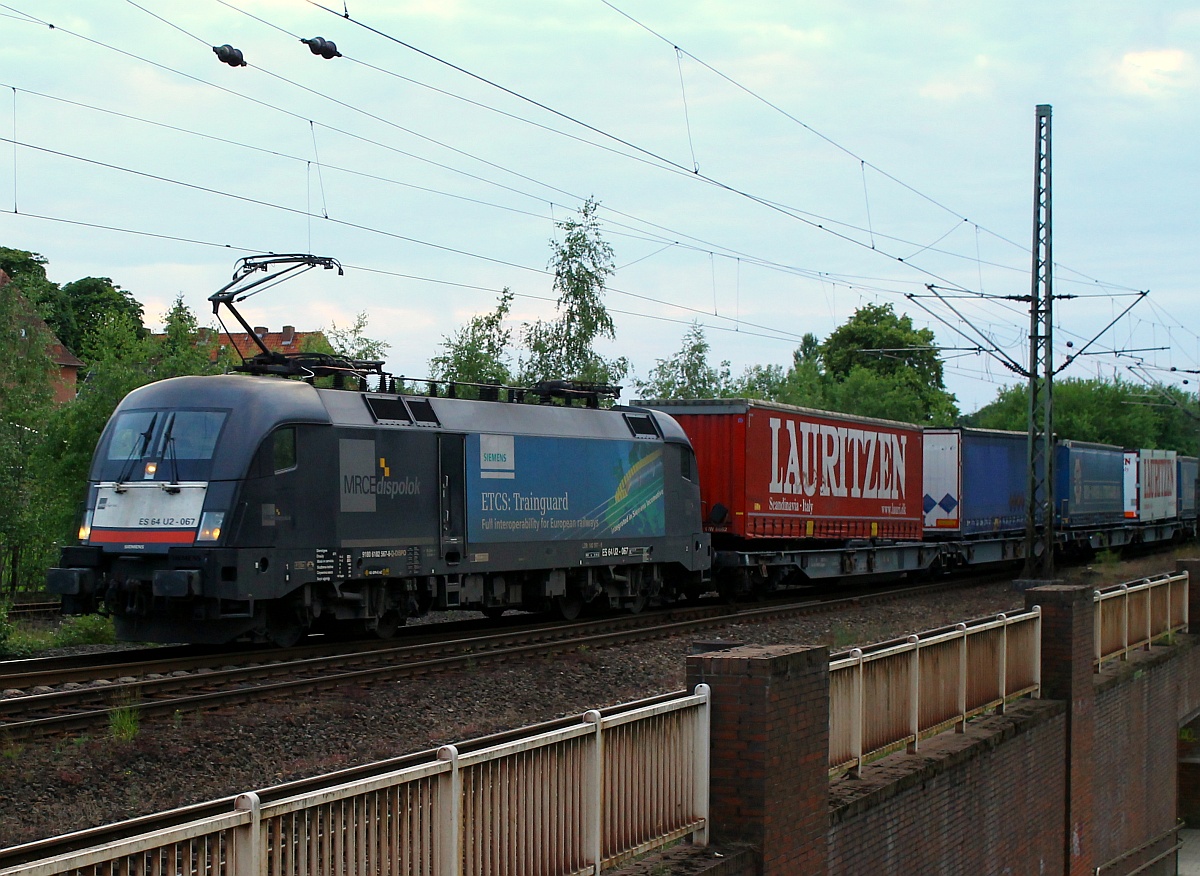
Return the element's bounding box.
[1179,456,1198,522]
[1055,440,1125,529]
[924,428,1029,537]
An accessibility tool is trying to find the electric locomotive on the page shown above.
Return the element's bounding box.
[46,374,711,644]
[46,255,710,644]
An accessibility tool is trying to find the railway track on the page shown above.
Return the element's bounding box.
[0,578,972,743]
[4,600,62,619]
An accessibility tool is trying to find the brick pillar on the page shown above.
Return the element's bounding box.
[1025,584,1094,876]
[1176,558,1200,633]
[685,644,829,876]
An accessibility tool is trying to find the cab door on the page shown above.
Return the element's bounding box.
[439,434,465,563]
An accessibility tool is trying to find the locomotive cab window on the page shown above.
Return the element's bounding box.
[107,411,159,460]
[273,427,297,473]
[681,447,695,481]
[105,409,227,461]
[165,411,226,460]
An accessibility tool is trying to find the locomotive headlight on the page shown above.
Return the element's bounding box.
[197,511,225,542]
[78,511,93,542]
[143,462,158,479]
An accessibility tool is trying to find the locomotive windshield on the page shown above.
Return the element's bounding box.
[98,408,229,481]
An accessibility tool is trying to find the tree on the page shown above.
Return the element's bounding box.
[0,282,56,592]
[519,198,628,387]
[55,277,146,358]
[429,289,515,392]
[636,322,733,399]
[325,312,390,362]
[967,376,1198,454]
[818,303,957,422]
[154,295,221,380]
[734,333,829,409]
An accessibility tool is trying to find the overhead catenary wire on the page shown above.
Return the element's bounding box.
[0,136,814,344]
[1,2,1179,401]
[0,80,961,331]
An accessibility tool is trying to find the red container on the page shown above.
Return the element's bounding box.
[644,399,924,541]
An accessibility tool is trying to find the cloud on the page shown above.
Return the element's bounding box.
[918,55,994,102]
[1113,48,1195,96]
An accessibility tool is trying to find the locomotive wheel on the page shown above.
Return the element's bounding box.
[267,605,308,648]
[555,594,584,621]
[374,610,404,639]
[625,594,647,614]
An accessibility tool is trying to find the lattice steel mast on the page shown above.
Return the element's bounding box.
[1024,104,1055,577]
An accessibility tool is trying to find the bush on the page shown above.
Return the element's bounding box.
[0,603,13,655]
[53,614,115,648]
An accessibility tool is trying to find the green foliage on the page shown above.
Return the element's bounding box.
[155,295,220,379]
[0,280,57,593]
[0,248,62,334]
[520,198,629,387]
[967,377,1198,454]
[0,612,115,657]
[53,614,116,647]
[109,699,141,742]
[637,322,733,399]
[326,312,390,362]
[0,604,13,655]
[429,289,515,393]
[56,277,146,358]
[726,311,958,425]
[817,303,957,423]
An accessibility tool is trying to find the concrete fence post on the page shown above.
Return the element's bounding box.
[436,745,461,876]
[1176,559,1200,632]
[685,643,829,876]
[232,792,262,876]
[692,683,711,847]
[583,709,604,876]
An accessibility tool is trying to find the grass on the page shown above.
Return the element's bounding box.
[0,610,116,658]
[108,696,141,742]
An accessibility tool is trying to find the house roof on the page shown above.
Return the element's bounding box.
[149,324,330,363]
[209,324,329,358]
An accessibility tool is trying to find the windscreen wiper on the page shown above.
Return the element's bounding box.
[114,412,158,491]
[161,413,181,493]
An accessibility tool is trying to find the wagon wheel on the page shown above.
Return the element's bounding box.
[481,606,506,620]
[555,593,584,621]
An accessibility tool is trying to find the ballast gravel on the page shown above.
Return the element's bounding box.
[0,575,1120,846]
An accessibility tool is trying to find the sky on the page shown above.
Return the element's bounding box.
[1,1,1197,414]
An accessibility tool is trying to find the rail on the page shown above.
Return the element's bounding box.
[829,608,1042,776]
[1094,572,1188,669]
[0,687,710,876]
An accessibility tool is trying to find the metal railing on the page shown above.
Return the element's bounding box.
[1094,572,1188,669]
[829,608,1042,776]
[1,687,710,876]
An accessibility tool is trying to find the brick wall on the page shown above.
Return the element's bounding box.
[692,576,1200,876]
[828,701,1066,874]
